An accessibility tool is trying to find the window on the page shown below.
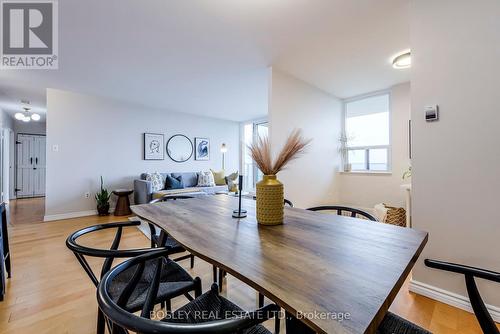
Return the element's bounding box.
[241,120,268,191]
[343,93,390,171]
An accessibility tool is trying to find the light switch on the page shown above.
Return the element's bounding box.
[52,144,59,152]
[425,105,439,122]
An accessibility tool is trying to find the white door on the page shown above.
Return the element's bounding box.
[16,134,46,198]
[16,134,34,197]
[33,136,46,196]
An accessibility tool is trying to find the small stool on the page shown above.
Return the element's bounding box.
[113,189,133,216]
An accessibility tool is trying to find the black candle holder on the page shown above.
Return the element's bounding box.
[232,175,247,218]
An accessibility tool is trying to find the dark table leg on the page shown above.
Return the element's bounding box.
[285,311,316,334]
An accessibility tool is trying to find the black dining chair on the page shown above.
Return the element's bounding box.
[66,221,202,334]
[306,205,377,221]
[375,258,500,334]
[250,195,294,208]
[376,312,431,334]
[425,259,500,334]
[148,195,219,283]
[97,248,280,334]
[377,258,500,334]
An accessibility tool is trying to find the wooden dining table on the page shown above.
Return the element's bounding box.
[131,195,428,334]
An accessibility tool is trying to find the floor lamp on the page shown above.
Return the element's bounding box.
[221,143,227,170]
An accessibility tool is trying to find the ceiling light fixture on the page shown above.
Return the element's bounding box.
[14,103,41,122]
[392,51,411,69]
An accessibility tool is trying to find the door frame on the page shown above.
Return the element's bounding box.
[9,130,15,200]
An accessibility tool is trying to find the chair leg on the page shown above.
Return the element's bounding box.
[275,312,281,334]
[111,322,128,334]
[218,269,224,292]
[465,274,499,334]
[194,277,202,298]
[166,299,172,312]
[96,309,106,334]
[190,254,195,269]
[5,254,11,278]
[258,293,264,308]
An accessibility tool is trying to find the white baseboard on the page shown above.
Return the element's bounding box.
[409,279,500,322]
[44,210,97,221]
[43,207,115,222]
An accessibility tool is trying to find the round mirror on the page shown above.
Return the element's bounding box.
[166,134,193,162]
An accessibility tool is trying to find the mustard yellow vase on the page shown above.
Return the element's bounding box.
[256,175,284,225]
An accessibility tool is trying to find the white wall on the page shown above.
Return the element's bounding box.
[269,69,342,208]
[14,120,46,137]
[46,89,240,218]
[1,109,14,130]
[338,83,411,208]
[1,109,14,202]
[410,0,500,309]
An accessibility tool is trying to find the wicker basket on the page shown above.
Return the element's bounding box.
[383,204,407,227]
[256,175,284,225]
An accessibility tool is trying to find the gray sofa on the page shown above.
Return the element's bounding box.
[134,172,228,204]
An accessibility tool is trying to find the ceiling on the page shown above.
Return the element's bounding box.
[0,0,410,122]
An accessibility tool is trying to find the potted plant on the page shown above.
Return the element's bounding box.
[95,176,111,216]
[249,129,311,225]
[402,166,412,180]
[338,133,353,172]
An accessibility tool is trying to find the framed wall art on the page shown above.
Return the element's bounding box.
[194,137,210,161]
[144,133,164,160]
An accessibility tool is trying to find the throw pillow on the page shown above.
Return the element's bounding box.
[165,175,184,190]
[145,172,164,192]
[210,169,226,186]
[197,171,216,187]
[225,171,239,192]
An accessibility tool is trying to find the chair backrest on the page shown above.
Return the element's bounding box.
[66,221,167,287]
[97,249,279,334]
[251,195,294,207]
[306,205,377,221]
[425,259,500,334]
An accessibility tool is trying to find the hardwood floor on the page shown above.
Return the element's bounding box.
[8,197,45,225]
[0,198,497,333]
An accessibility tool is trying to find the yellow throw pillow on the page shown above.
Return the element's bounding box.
[226,171,239,192]
[210,169,226,186]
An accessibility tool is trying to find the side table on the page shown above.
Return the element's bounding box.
[113,189,133,216]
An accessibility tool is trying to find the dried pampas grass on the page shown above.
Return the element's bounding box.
[249,129,311,175]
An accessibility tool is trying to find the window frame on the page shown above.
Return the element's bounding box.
[341,90,392,173]
[240,118,268,192]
